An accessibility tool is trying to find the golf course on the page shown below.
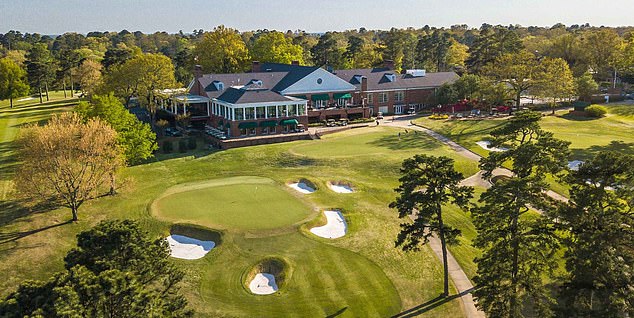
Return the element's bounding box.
[2,96,632,317]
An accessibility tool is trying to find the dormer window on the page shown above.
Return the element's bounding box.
[213,81,224,91]
[384,73,396,82]
[351,75,364,84]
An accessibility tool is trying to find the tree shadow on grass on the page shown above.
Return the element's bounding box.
[559,113,599,122]
[0,200,57,228]
[369,131,442,151]
[325,307,348,317]
[391,288,474,318]
[0,220,72,244]
[571,140,634,160]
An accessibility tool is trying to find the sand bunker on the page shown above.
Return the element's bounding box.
[310,210,347,239]
[288,182,315,194]
[166,235,215,260]
[249,273,279,295]
[568,160,584,171]
[328,182,354,194]
[476,141,508,152]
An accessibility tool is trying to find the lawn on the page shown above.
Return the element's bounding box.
[153,176,314,231]
[0,102,481,317]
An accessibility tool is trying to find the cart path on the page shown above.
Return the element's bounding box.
[386,116,571,318]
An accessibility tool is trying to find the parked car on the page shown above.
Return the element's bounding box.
[337,119,348,126]
[294,124,306,132]
[407,107,416,115]
[376,112,384,120]
[326,119,337,127]
[165,127,183,137]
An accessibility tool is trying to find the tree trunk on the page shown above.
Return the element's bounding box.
[70,73,74,97]
[71,206,78,221]
[45,82,49,101]
[438,202,449,297]
[63,77,67,98]
[10,97,13,109]
[109,172,117,195]
[38,86,43,104]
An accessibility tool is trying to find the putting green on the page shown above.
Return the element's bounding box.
[153,176,312,231]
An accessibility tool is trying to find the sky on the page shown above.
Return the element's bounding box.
[1,0,632,34]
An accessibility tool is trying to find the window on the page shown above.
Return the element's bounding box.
[298,104,306,116]
[278,105,287,117]
[395,91,404,102]
[256,107,265,119]
[249,128,256,136]
[267,105,277,118]
[261,127,269,134]
[239,128,247,136]
[269,126,276,134]
[235,108,244,120]
[379,93,389,103]
[245,108,255,120]
[314,100,327,109]
[367,93,373,105]
[288,104,297,116]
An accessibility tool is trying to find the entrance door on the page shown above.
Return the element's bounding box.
[394,105,404,114]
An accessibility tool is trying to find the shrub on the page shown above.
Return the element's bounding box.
[585,105,608,118]
[178,139,188,153]
[187,137,197,150]
[162,141,173,153]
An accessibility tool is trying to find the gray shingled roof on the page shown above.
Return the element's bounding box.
[216,87,297,104]
[334,68,459,91]
[196,72,289,99]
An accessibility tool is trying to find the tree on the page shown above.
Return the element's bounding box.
[250,31,304,64]
[467,26,523,73]
[0,57,30,108]
[574,71,598,102]
[190,26,249,73]
[76,59,102,97]
[446,39,470,72]
[556,152,634,317]
[102,53,177,120]
[473,111,571,317]
[417,30,452,72]
[390,155,473,297]
[536,57,575,114]
[14,112,123,221]
[311,32,347,69]
[101,43,135,70]
[0,220,193,317]
[483,50,542,110]
[581,29,623,81]
[453,74,481,100]
[76,93,157,165]
[25,43,56,103]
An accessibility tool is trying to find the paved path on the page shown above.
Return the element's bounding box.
[385,115,571,318]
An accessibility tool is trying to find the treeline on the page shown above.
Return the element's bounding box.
[1,23,634,95]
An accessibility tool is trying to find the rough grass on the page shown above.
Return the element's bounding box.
[0,103,476,317]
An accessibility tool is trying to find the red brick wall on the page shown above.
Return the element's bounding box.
[368,88,435,114]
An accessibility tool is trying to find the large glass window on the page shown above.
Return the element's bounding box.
[267,105,277,118]
[235,108,244,120]
[239,128,247,136]
[256,107,266,119]
[249,128,256,136]
[278,105,287,117]
[367,93,374,105]
[245,107,255,120]
[288,104,297,116]
[379,93,389,103]
[261,127,269,134]
[298,104,306,116]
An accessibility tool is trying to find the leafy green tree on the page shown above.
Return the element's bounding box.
[311,32,347,69]
[0,57,30,108]
[473,111,571,317]
[25,43,56,103]
[581,29,623,81]
[102,43,135,70]
[556,152,634,317]
[574,72,598,102]
[0,220,193,317]
[483,50,543,110]
[55,48,82,97]
[76,93,157,165]
[536,57,575,114]
[467,26,523,73]
[453,74,481,100]
[390,155,473,297]
[435,83,458,105]
[416,30,452,72]
[446,39,470,71]
[251,31,304,65]
[191,25,249,73]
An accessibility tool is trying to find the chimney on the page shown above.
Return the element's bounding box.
[193,65,203,79]
[252,61,261,73]
[383,59,395,70]
[291,60,300,66]
[361,76,368,93]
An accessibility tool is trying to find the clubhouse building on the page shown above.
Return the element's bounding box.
[164,61,458,139]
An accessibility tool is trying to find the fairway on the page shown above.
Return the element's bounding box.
[153,177,313,231]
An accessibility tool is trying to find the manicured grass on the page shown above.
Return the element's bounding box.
[153,177,313,231]
[0,103,473,318]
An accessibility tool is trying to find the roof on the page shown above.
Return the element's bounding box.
[216,87,297,104]
[334,68,459,91]
[259,63,321,92]
[173,94,210,103]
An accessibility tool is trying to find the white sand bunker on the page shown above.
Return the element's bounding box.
[568,160,584,171]
[288,182,315,194]
[249,273,278,295]
[328,182,354,194]
[310,210,347,239]
[476,141,508,152]
[166,235,215,260]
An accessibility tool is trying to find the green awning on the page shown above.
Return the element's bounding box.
[280,119,299,126]
[333,93,352,99]
[294,95,308,100]
[259,120,277,127]
[238,122,258,129]
[311,94,330,101]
